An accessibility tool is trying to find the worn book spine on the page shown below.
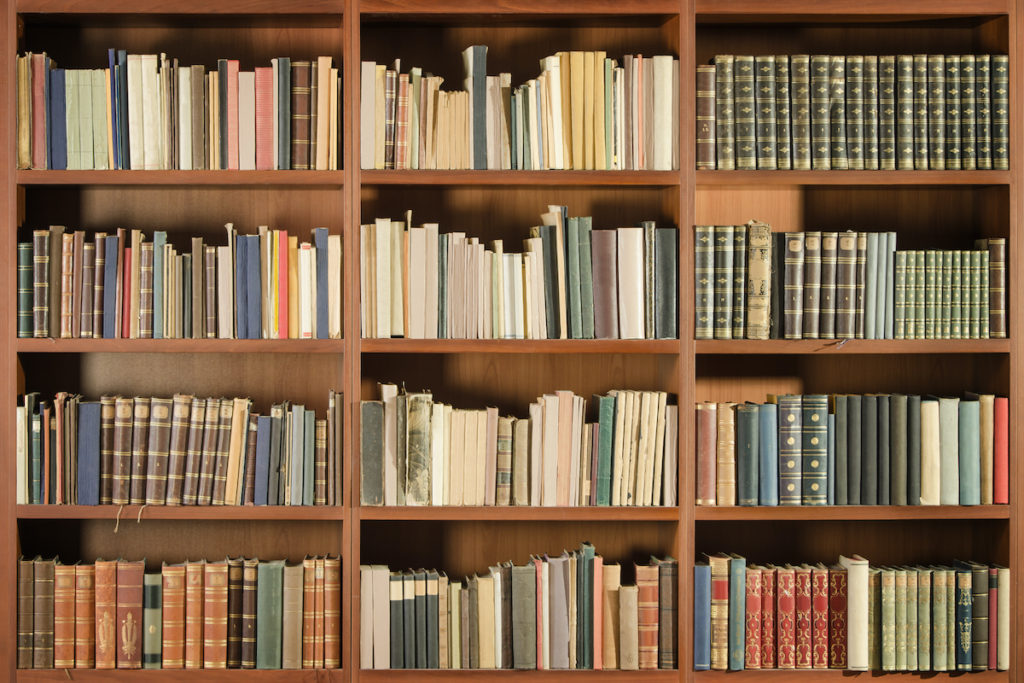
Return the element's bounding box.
[927,55,946,169]
[694,226,714,339]
[783,232,804,339]
[142,573,162,669]
[714,56,735,170]
[894,251,907,338]
[802,231,822,338]
[828,56,848,169]
[731,225,746,339]
[759,566,776,667]
[945,55,961,169]
[855,233,868,338]
[32,230,49,337]
[966,564,988,670]
[291,61,312,170]
[896,55,914,169]
[835,232,857,339]
[716,403,736,506]
[744,567,762,668]
[256,560,284,669]
[828,566,847,668]
[877,56,894,169]
[116,560,144,669]
[845,56,864,169]
[981,238,1006,338]
[18,243,32,338]
[144,396,171,504]
[958,55,977,169]
[791,55,811,169]
[708,555,729,670]
[754,56,777,170]
[976,55,992,169]
[32,558,55,668]
[913,55,929,169]
[810,55,830,169]
[818,232,838,338]
[991,55,1008,169]
[53,563,75,668]
[694,563,711,670]
[654,227,677,339]
[778,395,802,505]
[17,558,33,668]
[635,563,659,670]
[776,566,796,668]
[801,395,828,505]
[734,56,755,170]
[696,403,717,505]
[696,65,716,169]
[745,222,771,340]
[712,225,733,340]
[161,565,185,669]
[736,403,759,506]
[241,558,258,668]
[775,55,791,169]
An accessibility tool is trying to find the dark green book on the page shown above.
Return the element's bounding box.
[941,250,953,339]
[714,55,736,170]
[863,56,880,169]
[732,224,747,339]
[655,228,678,339]
[801,394,828,505]
[713,225,734,340]
[734,56,756,170]
[876,394,890,505]
[991,55,1008,170]
[566,216,582,339]
[736,403,759,506]
[755,55,777,169]
[595,394,615,505]
[962,249,974,338]
[894,251,907,338]
[913,54,929,169]
[778,395,802,505]
[945,55,961,169]
[255,560,284,669]
[775,55,792,170]
[694,225,714,339]
[579,216,595,339]
[913,251,926,339]
[414,571,427,668]
[953,566,972,670]
[580,544,596,668]
[976,55,992,169]
[426,570,440,668]
[878,55,895,169]
[861,394,877,505]
[17,242,32,338]
[539,225,560,339]
[927,55,945,169]
[868,567,881,670]
[811,55,831,169]
[511,564,537,669]
[924,250,938,339]
[390,572,404,668]
[359,401,383,505]
[960,55,977,169]
[142,573,161,669]
[828,55,848,169]
[896,55,915,169]
[791,54,811,169]
[834,394,849,505]
[907,395,922,505]
[847,394,862,505]
[889,394,908,505]
[402,571,415,668]
[845,55,864,170]
[967,562,989,670]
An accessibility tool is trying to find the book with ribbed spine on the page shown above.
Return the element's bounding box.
[828,56,847,168]
[867,568,880,670]
[161,563,185,669]
[854,233,868,338]
[810,55,830,169]
[727,554,746,671]
[845,56,864,169]
[744,567,762,668]
[635,562,659,670]
[694,226,714,339]
[801,395,827,505]
[952,566,972,671]
[143,573,161,669]
[74,564,95,668]
[714,56,735,170]
[991,55,1008,169]
[18,243,32,338]
[716,402,736,506]
[783,232,804,339]
[894,251,907,338]
[960,55,977,169]
[976,55,992,169]
[696,65,716,169]
[775,55,791,169]
[775,564,796,667]
[835,232,856,338]
[759,565,776,667]
[940,250,953,338]
[879,567,895,671]
[819,232,838,338]
[731,224,746,339]
[707,553,729,670]
[777,395,802,505]
[945,55,961,169]
[116,559,144,669]
[791,55,811,169]
[976,238,1006,338]
[912,55,929,169]
[712,225,733,340]
[927,55,946,169]
[802,232,821,338]
[828,564,847,668]
[754,56,777,169]
[734,56,755,169]
[878,56,895,169]
[757,401,778,507]
[53,563,75,668]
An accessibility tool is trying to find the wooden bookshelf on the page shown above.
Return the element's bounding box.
[3,0,1020,682]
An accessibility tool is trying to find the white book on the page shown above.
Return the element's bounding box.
[492,240,504,339]
[380,383,398,506]
[408,227,426,338]
[16,406,25,504]
[840,554,870,670]
[542,56,565,169]
[462,410,478,506]
[272,60,279,170]
[316,56,332,171]
[511,253,525,339]
[502,253,515,339]
[127,56,145,169]
[662,404,678,505]
[298,244,313,339]
[328,234,342,338]
[449,410,464,505]
[526,81,541,169]
[238,71,256,171]
[615,67,625,170]
[616,227,645,339]
[374,64,386,170]
[475,410,488,506]
[483,250,493,339]
[569,395,583,505]
[430,403,445,505]
[920,398,940,504]
[529,402,543,506]
[540,560,550,668]
[424,223,439,339]
[359,565,373,668]
[217,245,233,339]
[485,75,499,170]
[177,66,193,170]
[490,566,502,668]
[635,391,652,506]
[141,54,161,170]
[500,72,512,169]
[442,404,452,506]
[374,218,391,338]
[329,68,339,170]
[360,61,375,169]
[522,252,534,339]
[651,55,673,170]
[672,58,679,170]
[541,394,559,506]
[360,225,371,337]
[390,221,404,337]
[630,56,640,169]
[371,565,391,668]
[409,67,421,169]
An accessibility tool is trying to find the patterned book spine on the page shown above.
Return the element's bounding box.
[918,569,932,669]
[987,568,997,670]
[991,55,1009,170]
[794,567,812,668]
[880,569,896,670]
[877,56,894,169]
[32,230,49,337]
[867,568,880,670]
[745,567,762,668]
[203,562,228,668]
[927,55,945,169]
[976,55,992,169]
[732,225,747,338]
[896,55,915,169]
[94,559,117,669]
[495,416,512,505]
[714,56,735,170]
[861,55,879,169]
[290,61,312,170]
[81,243,95,338]
[144,396,171,504]
[694,226,714,339]
[776,567,796,668]
[802,231,821,339]
[945,55,961,169]
[60,233,73,338]
[801,394,827,505]
[713,225,734,340]
[112,397,133,505]
[979,250,991,337]
[810,55,831,169]
[954,569,972,671]
[845,56,864,170]
[924,250,938,338]
[184,561,204,669]
[324,556,342,668]
[778,395,802,505]
[819,233,838,338]
[828,56,848,169]
[809,566,829,668]
[913,55,929,169]
[384,69,396,170]
[760,566,776,667]
[143,573,161,669]
[696,65,716,169]
[116,560,144,669]
[855,233,868,338]
[755,56,777,170]
[635,563,659,670]
[941,251,953,338]
[241,558,258,669]
[162,565,185,669]
[395,74,409,170]
[18,243,33,338]
[895,569,908,671]
[775,55,791,170]
[734,56,756,170]
[53,563,76,668]
[745,222,771,340]
[791,55,811,170]
[314,418,328,505]
[912,251,925,339]
[827,566,847,668]
[716,403,737,506]
[835,232,857,338]
[708,555,729,670]
[227,558,243,668]
[129,397,151,505]
[932,568,948,670]
[894,251,907,338]
[138,242,153,338]
[100,396,118,502]
[960,55,977,169]
[783,232,804,340]
[302,557,315,667]
[181,397,206,505]
[211,399,233,505]
[75,564,95,668]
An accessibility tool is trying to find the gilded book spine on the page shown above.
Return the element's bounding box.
[927,55,945,169]
[801,232,821,339]
[714,56,735,170]
[976,55,992,169]
[945,55,961,169]
[896,55,915,169]
[991,55,1009,170]
[810,55,830,169]
[694,226,714,339]
[960,55,977,170]
[734,56,756,170]
[775,56,791,170]
[732,225,747,339]
[863,55,879,169]
[791,55,811,170]
[755,56,777,170]
[783,233,804,340]
[913,55,929,169]
[845,56,864,170]
[713,226,734,340]
[696,65,716,170]
[778,395,802,505]
[819,233,838,338]
[828,56,848,169]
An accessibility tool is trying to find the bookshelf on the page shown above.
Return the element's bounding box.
[2,2,1019,683]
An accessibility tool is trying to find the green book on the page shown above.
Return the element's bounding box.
[775,55,791,170]
[868,567,881,671]
[579,217,595,339]
[918,568,933,670]
[958,397,981,505]
[890,394,908,505]
[695,226,714,339]
[978,250,990,338]
[256,560,285,669]
[863,55,880,169]
[845,55,864,170]
[877,55,894,169]
[961,250,972,337]
[894,251,907,339]
[906,568,919,670]
[143,573,162,669]
[655,227,678,339]
[595,394,615,505]
[950,250,963,338]
[960,55,977,169]
[17,243,32,338]
[65,70,81,170]
[991,55,1008,170]
[894,569,908,671]
[940,250,953,339]
[566,217,582,339]
[913,55,929,170]
[732,224,747,339]
[927,55,945,169]
[727,554,746,671]
[791,54,811,169]
[834,394,848,505]
[909,250,922,338]
[976,55,992,169]
[736,403,759,506]
[643,220,657,340]
[828,55,848,169]
[801,394,827,505]
[967,562,989,671]
[861,394,877,505]
[896,55,915,169]
[810,55,831,169]
[880,567,896,671]
[713,225,734,339]
[715,55,736,170]
[734,56,756,170]
[946,568,955,671]
[970,250,983,338]
[777,395,802,505]
[945,55,961,169]
[755,55,777,169]
[924,251,938,339]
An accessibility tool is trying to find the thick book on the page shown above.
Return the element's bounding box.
[801,395,827,505]
[734,56,755,170]
[828,56,848,168]
[775,55,791,169]
[758,402,778,506]
[256,560,284,669]
[714,55,735,169]
[116,560,144,669]
[845,56,864,170]
[696,65,716,169]
[777,395,802,505]
[735,403,759,506]
[754,55,777,170]
[791,55,811,169]
[712,225,734,340]
[162,564,185,669]
[744,566,762,669]
[745,221,771,339]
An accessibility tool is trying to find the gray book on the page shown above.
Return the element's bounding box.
[847,395,862,504]
[465,45,488,170]
[865,233,879,339]
[845,55,864,170]
[835,394,849,505]
[359,401,384,505]
[827,413,836,505]
[874,232,888,339]
[566,217,582,338]
[829,55,848,169]
[884,232,896,339]
[548,553,570,669]
[396,393,407,505]
[511,564,537,669]
[256,560,285,669]
[877,394,890,505]
[302,409,314,506]
[927,55,946,169]
[890,394,908,505]
[907,395,922,505]
[289,404,304,505]
[715,55,736,170]
[579,217,595,339]
[732,224,747,339]
[791,55,811,169]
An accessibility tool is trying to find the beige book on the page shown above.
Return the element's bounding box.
[511,253,525,338]
[485,76,500,170]
[390,221,404,337]
[839,554,870,670]
[601,562,621,668]
[615,391,634,505]
[359,225,371,336]
[451,409,467,506]
[380,383,398,506]
[541,395,559,506]
[482,249,492,339]
[328,234,342,338]
[594,52,607,169]
[522,252,534,339]
[568,554,578,668]
[651,55,673,170]
[651,391,668,506]
[408,227,426,338]
[282,563,304,669]
[635,391,652,506]
[483,407,498,505]
[976,393,995,504]
[997,567,1009,670]
[525,237,548,339]
[580,423,592,506]
[238,71,256,170]
[287,236,299,338]
[217,245,233,339]
[583,51,595,169]
[477,574,496,668]
[554,390,574,506]
[449,582,462,668]
[618,584,639,670]
[423,223,439,338]
[315,56,331,170]
[512,417,530,505]
[130,230,142,338]
[141,54,161,169]
[369,565,390,668]
[716,402,737,506]
[557,52,572,167]
[746,221,772,339]
[359,62,376,169]
[663,404,678,505]
[442,405,453,505]
[438,573,449,668]
[224,398,249,504]
[359,566,373,668]
[491,240,505,339]
[297,243,313,339]
[569,395,584,505]
[475,410,488,506]
[610,390,627,506]
[920,399,940,504]
[569,51,585,169]
[16,55,30,169]
[373,218,391,338]
[616,227,645,339]
[529,403,543,506]
[374,65,386,169]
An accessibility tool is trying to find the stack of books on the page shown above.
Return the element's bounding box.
[17,556,341,670]
[694,223,1006,340]
[360,544,677,670]
[19,225,342,340]
[697,393,1009,507]
[695,54,1009,171]
[360,386,677,508]
[15,390,343,506]
[16,52,340,171]
[360,48,679,171]
[694,554,1010,672]
[363,207,677,340]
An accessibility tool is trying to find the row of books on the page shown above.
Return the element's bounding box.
[697,393,1009,508]
[360,387,677,508]
[360,49,679,171]
[694,223,1007,340]
[359,545,677,670]
[362,207,678,340]
[695,54,1010,171]
[17,52,340,171]
[19,225,343,340]
[694,554,1010,672]
[15,390,343,507]
[17,556,340,670]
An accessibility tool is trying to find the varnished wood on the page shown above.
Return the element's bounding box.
[697,339,1012,354]
[18,338,345,353]
[19,0,342,12]
[359,505,680,521]
[16,672,348,681]
[361,0,679,14]
[361,338,679,354]
[18,170,345,186]
[696,505,1012,520]
[17,504,346,520]
[362,169,679,186]
[697,0,1011,17]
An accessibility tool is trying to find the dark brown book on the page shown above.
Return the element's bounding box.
[314,418,328,505]
[977,237,1006,338]
[212,398,233,505]
[182,397,206,505]
[696,64,717,170]
[461,579,471,669]
[165,394,192,505]
[144,396,172,504]
[243,413,259,505]
[32,229,49,337]
[592,229,619,339]
[656,557,678,669]
[92,233,106,337]
[111,397,134,505]
[696,402,717,505]
[71,230,85,338]
[116,559,145,669]
[290,61,312,170]
[54,562,76,668]
[204,246,217,339]
[310,60,319,168]
[129,397,151,505]
[190,237,204,339]
[18,557,33,668]
[802,231,822,339]
[227,557,244,668]
[197,397,220,504]
[334,393,343,505]
[138,242,154,339]
[32,557,55,669]
[81,242,95,338]
[500,562,513,669]
[324,556,341,668]
[241,558,258,669]
[47,225,65,340]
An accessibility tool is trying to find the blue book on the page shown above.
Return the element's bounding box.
[827,413,836,505]
[958,398,981,505]
[153,231,166,338]
[693,563,711,670]
[76,401,101,505]
[728,554,746,670]
[302,410,314,505]
[246,236,262,340]
[277,58,291,169]
[103,235,119,338]
[289,405,305,505]
[758,402,779,505]
[117,50,129,168]
[254,415,271,505]
[314,228,328,339]
[107,49,119,169]
[235,236,248,339]
[48,69,67,170]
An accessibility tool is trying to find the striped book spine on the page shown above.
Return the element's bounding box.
[696,65,717,170]
[139,242,154,339]
[802,232,821,339]
[732,225,747,339]
[290,61,312,170]
[878,55,896,170]
[775,55,791,170]
[845,56,864,170]
[913,55,929,169]
[714,56,735,170]
[927,55,945,169]
[976,55,992,169]
[694,226,714,339]
[960,55,977,169]
[863,55,879,169]
[734,56,756,170]
[754,56,777,170]
[778,395,802,505]
[791,55,811,170]
[783,232,804,340]
[810,55,830,169]
[18,243,32,337]
[945,55,961,169]
[991,55,1009,170]
[713,226,734,340]
[896,55,914,169]
[828,56,847,169]
[801,395,828,505]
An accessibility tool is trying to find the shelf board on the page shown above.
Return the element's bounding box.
[359,671,679,680]
[17,170,345,186]
[696,169,1010,186]
[16,671,346,681]
[360,0,679,15]
[696,0,1010,19]
[360,169,679,186]
[361,338,679,354]
[695,670,1008,681]
[695,505,1011,521]
[17,504,346,521]
[17,338,345,353]
[18,0,342,11]
[696,339,1010,354]
[359,506,679,521]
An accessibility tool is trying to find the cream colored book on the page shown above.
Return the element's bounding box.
[663,404,678,505]
[224,397,249,504]
[315,56,332,171]
[920,398,940,504]
[616,227,645,339]
[424,223,439,339]
[651,55,673,170]
[618,584,639,670]
[522,252,534,339]
[390,221,404,337]
[238,70,256,170]
[486,75,500,170]
[430,403,445,505]
[491,240,505,339]
[541,395,559,506]
[141,54,161,169]
[129,229,142,338]
[380,383,398,506]
[651,391,668,506]
[360,62,376,169]
[489,566,502,667]
[373,218,391,338]
[474,410,488,506]
[840,554,870,670]
[594,51,607,169]
[997,566,1009,669]
[540,559,550,668]
[449,409,465,506]
[583,51,595,169]
[359,224,371,336]
[287,236,299,339]
[328,234,341,338]
[408,227,426,338]
[477,574,496,668]
[568,394,583,505]
[483,407,498,506]
[374,65,386,169]
[217,245,234,339]
[556,52,571,167]
[511,253,525,339]
[635,391,652,506]
[298,243,313,339]
[359,565,373,668]
[541,56,565,169]
[449,582,462,668]
[442,405,452,505]
[610,390,626,506]
[555,390,574,506]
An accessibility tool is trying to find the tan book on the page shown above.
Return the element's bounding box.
[475,410,488,505]
[315,56,331,171]
[449,581,462,668]
[282,562,303,669]
[374,65,386,169]
[380,383,398,506]
[462,409,478,506]
[602,562,621,668]
[17,55,30,169]
[328,234,342,338]
[635,391,652,506]
[390,220,405,337]
[569,396,584,505]
[438,573,449,668]
[558,51,573,166]
[618,391,636,505]
[594,51,607,169]
[224,397,249,505]
[371,565,390,668]
[716,402,738,506]
[619,584,639,670]
[976,393,995,504]
[358,566,373,667]
[568,554,578,668]
[449,409,465,505]
[554,390,573,506]
[920,399,940,504]
[583,51,595,169]
[651,392,668,506]
[746,221,773,339]
[477,573,496,669]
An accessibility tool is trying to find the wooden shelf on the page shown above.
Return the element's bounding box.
[359,0,679,15]
[695,505,1011,521]
[694,670,1009,681]
[359,671,680,680]
[696,170,1010,186]
[17,338,345,353]
[696,0,1011,18]
[359,506,679,521]
[17,0,342,11]
[16,170,345,186]
[695,339,1011,354]
[361,339,679,354]
[16,671,346,681]
[17,504,346,521]
[360,169,680,186]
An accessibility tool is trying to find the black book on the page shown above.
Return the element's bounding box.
[907,395,922,505]
[834,395,848,506]
[769,231,785,339]
[861,395,878,505]
[890,394,908,505]
[876,395,890,505]
[847,395,862,504]
[540,225,560,339]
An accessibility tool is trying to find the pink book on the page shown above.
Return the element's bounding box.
[31,54,48,169]
[227,59,240,170]
[255,67,274,170]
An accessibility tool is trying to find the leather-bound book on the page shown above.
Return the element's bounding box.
[696,402,717,505]
[783,232,805,339]
[635,561,659,670]
[32,557,56,669]
[775,56,791,169]
[128,397,151,505]
[775,564,796,668]
[733,56,755,170]
[760,565,777,667]
[211,398,233,505]
[793,564,812,668]
[696,65,716,169]
[32,230,49,338]
[116,559,145,669]
[714,55,735,169]
[302,556,316,667]
[184,560,205,669]
[242,558,260,669]
[810,563,829,668]
[111,397,134,505]
[324,556,341,668]
[744,566,762,668]
[511,562,536,669]
[828,564,847,668]
[53,562,76,668]
[138,242,154,338]
[290,61,312,170]
[745,221,771,340]
[94,559,118,669]
[142,573,161,669]
[75,564,95,668]
[18,558,34,668]
[243,413,259,505]
[59,232,73,338]
[181,397,206,505]
[715,402,736,506]
[203,561,229,668]
[314,557,326,667]
[144,396,172,504]
[161,563,185,669]
[227,558,243,667]
[991,55,1008,170]
[707,553,729,670]
[197,397,220,504]
[164,394,192,505]
[754,55,777,170]
[801,395,828,505]
[17,243,32,339]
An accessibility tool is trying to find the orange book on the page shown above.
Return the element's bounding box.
[324,556,341,668]
[94,559,118,669]
[635,562,659,670]
[53,563,76,668]
[74,564,95,668]
[116,559,145,669]
[184,560,205,669]
[203,562,229,668]
[161,564,186,669]
[314,556,326,667]
[302,556,316,667]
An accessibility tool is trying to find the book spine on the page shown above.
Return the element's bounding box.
[143,573,162,669]
[53,563,75,668]
[694,226,714,339]
[116,560,144,669]
[960,55,977,169]
[734,56,755,170]
[913,55,929,169]
[776,568,796,668]
[927,55,945,169]
[291,61,312,170]
[714,56,735,170]
[760,568,776,667]
[18,243,33,338]
[810,55,830,170]
[828,568,847,668]
[783,232,804,339]
[801,395,828,505]
[754,56,777,170]
[819,232,837,338]
[745,222,770,339]
[778,395,802,505]
[727,556,746,671]
[828,56,847,169]
[895,55,914,169]
[976,56,992,169]
[835,232,856,338]
[802,232,821,338]
[791,55,811,170]
[945,55,961,169]
[794,568,812,668]
[696,65,716,170]
[758,403,779,506]
[845,56,864,170]
[991,55,1008,169]
[712,225,733,340]
[744,568,762,668]
[731,225,746,339]
[775,55,791,170]
[735,404,759,506]
[162,566,185,669]
[877,56,894,169]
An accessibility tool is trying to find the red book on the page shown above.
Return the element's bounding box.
[811,564,829,668]
[255,67,274,171]
[121,248,132,339]
[828,565,848,668]
[794,565,812,668]
[775,565,796,668]
[31,54,48,169]
[994,397,1008,503]
[277,230,288,339]
[744,567,762,668]
[395,74,409,170]
[116,560,145,669]
[227,60,240,170]
[988,568,998,669]
[760,566,777,668]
